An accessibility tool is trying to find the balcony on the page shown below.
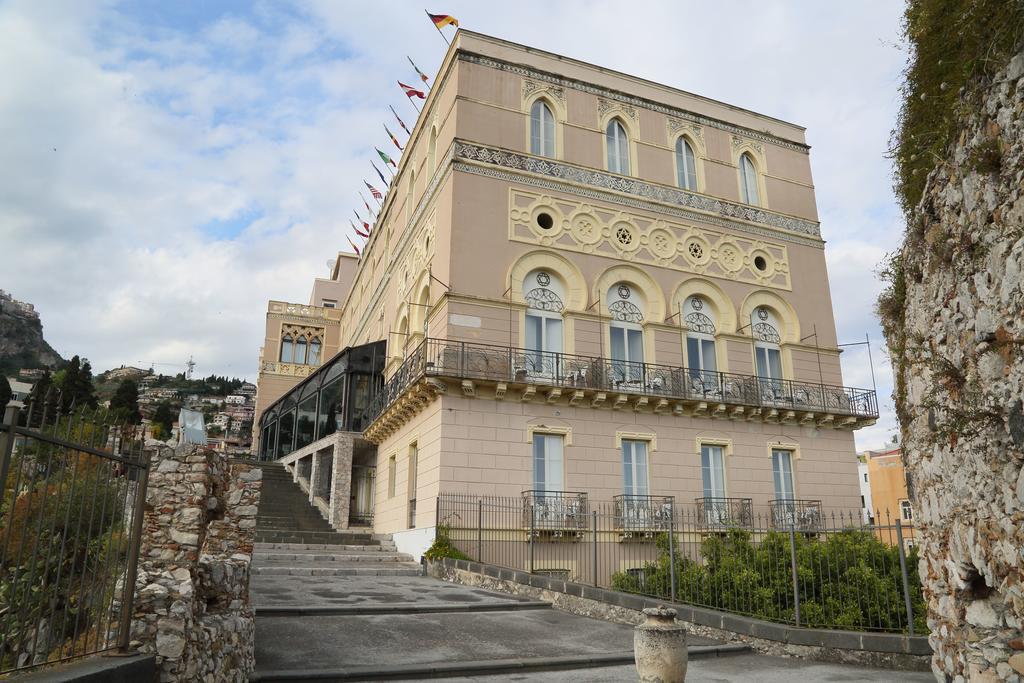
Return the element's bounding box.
[770,498,823,532]
[613,494,675,532]
[522,490,589,533]
[363,338,879,442]
[695,497,753,530]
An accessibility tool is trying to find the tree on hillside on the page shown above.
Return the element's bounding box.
[152,401,174,439]
[25,370,57,426]
[109,380,141,424]
[0,375,11,409]
[54,355,97,411]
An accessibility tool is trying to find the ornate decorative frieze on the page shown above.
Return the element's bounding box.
[667,117,704,142]
[459,52,810,153]
[597,96,637,121]
[508,189,792,290]
[522,78,565,105]
[732,135,764,155]
[260,361,315,378]
[453,141,821,242]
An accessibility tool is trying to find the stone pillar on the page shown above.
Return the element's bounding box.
[123,445,259,682]
[880,48,1024,682]
[308,451,319,505]
[328,433,354,530]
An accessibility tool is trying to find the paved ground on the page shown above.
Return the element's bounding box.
[435,653,936,682]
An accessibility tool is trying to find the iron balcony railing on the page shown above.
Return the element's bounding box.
[363,338,879,426]
[695,496,754,530]
[612,494,675,531]
[522,490,590,531]
[770,498,824,531]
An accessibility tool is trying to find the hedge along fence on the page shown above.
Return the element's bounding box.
[437,493,926,635]
[611,529,927,635]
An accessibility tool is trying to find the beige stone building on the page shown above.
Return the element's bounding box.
[254,31,878,557]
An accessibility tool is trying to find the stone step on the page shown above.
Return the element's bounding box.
[255,533,379,545]
[255,542,397,552]
[252,565,423,577]
[253,551,415,563]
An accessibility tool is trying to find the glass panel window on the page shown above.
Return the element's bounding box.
[276,409,295,459]
[533,434,564,492]
[280,336,293,363]
[900,500,913,521]
[295,394,317,450]
[740,153,760,205]
[295,336,308,364]
[676,138,697,190]
[622,440,649,497]
[308,339,322,366]
[772,449,795,500]
[610,324,643,383]
[606,119,630,174]
[317,378,343,440]
[700,444,726,498]
[530,100,555,158]
[525,312,562,376]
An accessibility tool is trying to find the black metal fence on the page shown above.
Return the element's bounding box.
[438,493,925,635]
[365,338,879,425]
[0,396,150,674]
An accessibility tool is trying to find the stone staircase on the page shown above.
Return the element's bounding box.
[254,462,420,577]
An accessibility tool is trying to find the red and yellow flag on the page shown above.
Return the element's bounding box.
[427,12,458,29]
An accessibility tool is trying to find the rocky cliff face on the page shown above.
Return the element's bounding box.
[0,301,64,374]
[882,50,1024,681]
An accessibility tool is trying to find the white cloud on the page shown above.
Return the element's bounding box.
[1,1,906,452]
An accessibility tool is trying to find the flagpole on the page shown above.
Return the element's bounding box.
[408,99,421,114]
[426,10,451,46]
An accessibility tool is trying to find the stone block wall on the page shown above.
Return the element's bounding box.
[882,49,1024,681]
[121,445,260,682]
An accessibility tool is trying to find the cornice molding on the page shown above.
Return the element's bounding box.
[459,52,810,153]
[452,141,822,245]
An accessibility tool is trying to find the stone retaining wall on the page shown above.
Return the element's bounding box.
[881,47,1024,682]
[429,558,931,672]
[119,446,260,682]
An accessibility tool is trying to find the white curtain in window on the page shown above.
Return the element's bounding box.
[530,101,555,158]
[740,154,760,205]
[772,449,795,500]
[622,440,649,497]
[610,324,643,382]
[606,119,630,174]
[280,336,293,363]
[676,138,697,190]
[294,336,308,364]
[701,445,726,498]
[533,434,564,491]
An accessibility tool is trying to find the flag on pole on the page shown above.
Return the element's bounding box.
[399,81,426,100]
[384,124,404,151]
[350,220,369,239]
[427,12,458,29]
[365,181,383,200]
[371,162,389,186]
[376,147,397,168]
[408,56,430,83]
[360,192,374,216]
[389,105,411,135]
[347,235,361,255]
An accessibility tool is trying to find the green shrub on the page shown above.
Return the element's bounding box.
[423,524,471,562]
[611,528,927,634]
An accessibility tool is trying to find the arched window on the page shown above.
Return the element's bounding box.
[294,335,308,365]
[675,137,697,190]
[752,306,783,397]
[308,338,322,366]
[428,127,437,175]
[607,283,644,384]
[530,100,555,158]
[523,270,564,377]
[684,296,717,387]
[739,153,760,205]
[280,335,293,363]
[606,119,630,175]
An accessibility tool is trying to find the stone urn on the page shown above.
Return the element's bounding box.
[634,606,687,682]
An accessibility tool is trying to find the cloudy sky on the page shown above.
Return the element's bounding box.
[0,1,907,450]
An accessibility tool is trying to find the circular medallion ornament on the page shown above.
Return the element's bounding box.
[618,285,631,300]
[691,297,704,311]
[536,272,551,287]
[757,307,769,321]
